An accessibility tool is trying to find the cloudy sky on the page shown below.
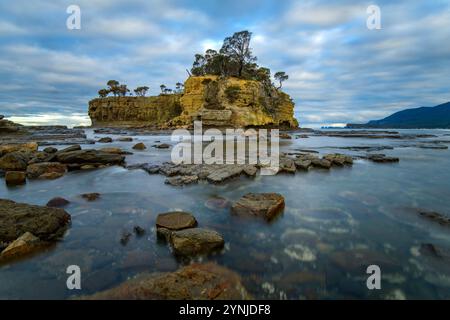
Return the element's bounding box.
[1,0,449,127]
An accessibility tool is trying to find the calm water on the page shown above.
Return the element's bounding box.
[1,129,450,299]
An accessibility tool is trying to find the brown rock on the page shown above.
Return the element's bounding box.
[155,211,197,231]
[81,193,100,201]
[82,263,250,300]
[98,137,113,143]
[0,232,41,261]
[231,193,285,221]
[170,228,224,256]
[26,162,66,179]
[0,152,28,171]
[46,197,70,208]
[5,171,26,186]
[132,142,147,150]
[0,199,71,243]
[0,142,38,156]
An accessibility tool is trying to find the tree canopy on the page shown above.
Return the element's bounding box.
[190,30,288,90]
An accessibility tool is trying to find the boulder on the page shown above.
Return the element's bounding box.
[278,158,296,173]
[46,197,70,208]
[311,158,332,169]
[0,152,28,171]
[231,193,285,221]
[170,228,224,256]
[156,211,197,231]
[26,162,66,179]
[0,142,38,156]
[98,137,113,143]
[294,159,312,171]
[323,154,353,166]
[206,165,244,183]
[132,142,146,150]
[0,232,41,261]
[367,154,399,163]
[43,147,58,154]
[56,150,125,165]
[82,263,250,300]
[5,171,26,186]
[58,145,81,153]
[0,199,71,243]
[99,147,127,154]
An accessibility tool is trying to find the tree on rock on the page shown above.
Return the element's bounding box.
[274,72,289,89]
[98,89,109,98]
[107,80,120,97]
[220,31,256,77]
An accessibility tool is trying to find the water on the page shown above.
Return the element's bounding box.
[1,129,450,299]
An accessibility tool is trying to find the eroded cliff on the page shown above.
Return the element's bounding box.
[88,76,298,128]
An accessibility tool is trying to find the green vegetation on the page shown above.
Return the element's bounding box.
[190,30,288,90]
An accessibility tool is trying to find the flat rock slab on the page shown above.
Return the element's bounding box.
[231,193,285,221]
[170,228,224,256]
[156,212,197,231]
[0,199,71,243]
[82,263,250,300]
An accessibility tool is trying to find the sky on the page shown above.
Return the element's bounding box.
[0,0,449,127]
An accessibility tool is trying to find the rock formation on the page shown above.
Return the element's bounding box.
[88,76,298,129]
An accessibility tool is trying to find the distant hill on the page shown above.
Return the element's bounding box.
[347,102,450,129]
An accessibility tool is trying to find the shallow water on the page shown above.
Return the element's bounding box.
[1,129,450,299]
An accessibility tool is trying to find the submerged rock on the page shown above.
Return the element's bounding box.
[0,199,71,243]
[367,154,399,163]
[132,142,146,150]
[46,197,70,208]
[418,210,450,227]
[170,228,225,256]
[81,193,101,201]
[231,193,285,221]
[82,263,250,300]
[5,171,26,186]
[97,137,112,143]
[204,196,230,210]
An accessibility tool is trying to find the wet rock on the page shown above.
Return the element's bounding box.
[26,162,66,179]
[418,210,450,227]
[367,154,399,163]
[0,232,41,261]
[117,137,133,142]
[82,263,250,300]
[279,133,292,139]
[46,197,70,208]
[38,172,64,180]
[80,164,96,170]
[231,193,285,221]
[99,147,130,155]
[58,145,81,153]
[0,199,71,243]
[419,243,450,261]
[132,142,146,150]
[43,147,58,154]
[170,228,224,256]
[165,175,198,186]
[205,196,230,210]
[284,244,316,262]
[0,169,4,178]
[98,137,113,143]
[323,153,353,166]
[156,211,197,231]
[0,152,28,171]
[152,143,171,149]
[5,171,26,186]
[56,150,125,165]
[242,165,257,176]
[294,159,312,171]
[0,142,38,156]
[278,157,296,173]
[311,158,332,169]
[81,193,100,201]
[206,165,244,183]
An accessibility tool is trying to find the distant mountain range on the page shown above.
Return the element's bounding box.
[346,102,450,129]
